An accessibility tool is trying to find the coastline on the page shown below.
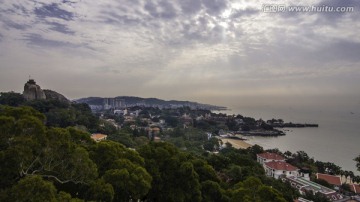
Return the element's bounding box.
[221,138,252,149]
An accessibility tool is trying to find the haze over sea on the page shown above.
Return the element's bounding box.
[215,107,360,175]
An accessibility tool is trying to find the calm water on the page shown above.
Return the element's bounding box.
[214,107,360,174]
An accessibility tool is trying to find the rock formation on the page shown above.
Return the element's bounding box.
[23,79,46,100]
[43,89,70,103]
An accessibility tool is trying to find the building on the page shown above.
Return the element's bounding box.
[104,98,125,110]
[257,152,286,166]
[282,176,345,201]
[91,133,108,142]
[349,184,360,194]
[316,173,342,189]
[265,161,299,179]
[294,197,313,202]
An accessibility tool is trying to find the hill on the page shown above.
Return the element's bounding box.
[75,96,227,110]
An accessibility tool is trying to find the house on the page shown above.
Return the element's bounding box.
[149,127,161,135]
[316,173,342,190]
[257,152,286,167]
[282,176,346,201]
[91,133,107,142]
[265,161,299,179]
[349,184,360,194]
[294,197,313,202]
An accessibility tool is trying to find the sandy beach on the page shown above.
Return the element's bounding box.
[221,138,252,149]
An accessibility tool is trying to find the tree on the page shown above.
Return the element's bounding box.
[138,142,202,202]
[86,179,114,202]
[231,177,287,202]
[90,141,145,175]
[303,190,330,202]
[14,128,98,185]
[257,185,287,202]
[203,137,220,152]
[103,159,152,201]
[5,175,57,202]
[355,155,360,171]
[0,92,26,106]
[0,108,98,186]
[201,180,226,202]
[344,170,350,184]
[164,116,179,127]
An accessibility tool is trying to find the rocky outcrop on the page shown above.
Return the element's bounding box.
[22,79,70,103]
[23,79,46,100]
[43,89,70,103]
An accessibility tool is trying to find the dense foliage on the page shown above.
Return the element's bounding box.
[0,92,99,131]
[0,104,300,201]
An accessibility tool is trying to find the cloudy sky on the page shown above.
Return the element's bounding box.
[1,0,359,112]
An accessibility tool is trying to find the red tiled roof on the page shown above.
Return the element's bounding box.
[350,184,360,193]
[265,161,298,171]
[257,152,285,161]
[316,173,342,186]
[91,133,107,141]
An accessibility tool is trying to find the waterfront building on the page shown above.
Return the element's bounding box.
[265,161,299,179]
[257,152,286,166]
[281,176,346,201]
[316,173,342,190]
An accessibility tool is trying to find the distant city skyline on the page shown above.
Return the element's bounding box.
[1,0,359,113]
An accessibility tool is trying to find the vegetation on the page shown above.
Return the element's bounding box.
[1,93,358,202]
[0,103,300,201]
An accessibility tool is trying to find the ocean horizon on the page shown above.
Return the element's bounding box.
[213,107,360,175]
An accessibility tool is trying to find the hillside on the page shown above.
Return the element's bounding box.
[75,96,227,110]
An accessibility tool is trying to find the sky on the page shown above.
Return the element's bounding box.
[1,0,360,112]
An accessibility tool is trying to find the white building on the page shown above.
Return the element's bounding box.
[265,161,300,179]
[257,152,286,167]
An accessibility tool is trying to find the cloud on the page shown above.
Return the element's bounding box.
[230,8,259,19]
[22,33,76,48]
[46,22,74,35]
[34,3,75,21]
[0,0,359,110]
[144,1,178,19]
[202,0,229,15]
[179,0,202,15]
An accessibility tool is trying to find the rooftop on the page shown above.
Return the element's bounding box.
[257,152,285,161]
[350,184,360,194]
[265,161,298,171]
[91,133,107,141]
[284,176,341,196]
[316,173,342,186]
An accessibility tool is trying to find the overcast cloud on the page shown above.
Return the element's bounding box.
[0,0,359,112]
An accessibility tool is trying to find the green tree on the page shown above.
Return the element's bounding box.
[203,137,221,152]
[355,155,360,171]
[0,92,26,106]
[201,180,227,202]
[103,158,152,201]
[90,141,144,175]
[138,142,202,202]
[6,175,57,202]
[231,177,287,202]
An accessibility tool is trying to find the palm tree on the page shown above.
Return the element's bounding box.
[339,170,345,183]
[344,171,349,184]
[353,176,360,184]
[349,171,355,184]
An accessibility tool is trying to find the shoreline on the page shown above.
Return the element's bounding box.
[221,138,252,149]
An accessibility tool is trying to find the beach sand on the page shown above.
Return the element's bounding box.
[221,138,252,149]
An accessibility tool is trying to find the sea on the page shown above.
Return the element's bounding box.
[213,107,360,175]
